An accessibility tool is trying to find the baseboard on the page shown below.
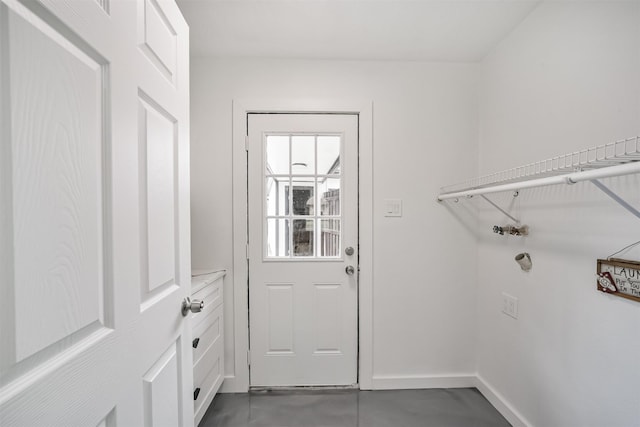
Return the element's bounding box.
[219,375,248,393]
[474,375,532,427]
[222,374,476,392]
[371,374,477,390]
[371,374,532,427]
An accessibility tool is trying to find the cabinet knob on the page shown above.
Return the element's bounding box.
[194,387,201,400]
[192,338,200,349]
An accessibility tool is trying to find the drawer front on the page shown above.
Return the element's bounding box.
[191,277,223,328]
[192,303,223,366]
[193,354,222,419]
[193,326,224,417]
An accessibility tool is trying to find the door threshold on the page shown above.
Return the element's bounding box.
[250,384,359,393]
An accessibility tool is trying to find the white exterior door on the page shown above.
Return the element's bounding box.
[0,0,192,425]
[247,113,358,387]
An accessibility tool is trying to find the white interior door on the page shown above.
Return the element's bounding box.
[0,0,192,425]
[248,113,358,387]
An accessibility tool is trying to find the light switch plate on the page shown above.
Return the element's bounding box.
[384,199,402,217]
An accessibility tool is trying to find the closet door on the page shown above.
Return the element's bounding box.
[0,0,192,425]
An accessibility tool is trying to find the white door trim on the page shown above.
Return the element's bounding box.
[226,99,373,392]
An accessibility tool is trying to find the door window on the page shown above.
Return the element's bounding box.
[265,134,342,258]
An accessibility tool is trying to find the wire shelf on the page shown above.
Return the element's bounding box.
[440,136,640,195]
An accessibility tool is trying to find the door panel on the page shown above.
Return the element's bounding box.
[248,114,358,387]
[142,343,181,427]
[138,0,178,84]
[0,0,192,425]
[312,283,342,354]
[139,92,179,304]
[266,283,294,353]
[6,0,107,365]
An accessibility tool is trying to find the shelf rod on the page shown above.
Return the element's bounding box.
[590,179,640,220]
[438,161,640,201]
[480,195,519,223]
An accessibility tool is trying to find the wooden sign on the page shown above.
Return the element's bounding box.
[596,258,640,303]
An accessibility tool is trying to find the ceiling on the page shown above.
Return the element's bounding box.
[176,0,540,62]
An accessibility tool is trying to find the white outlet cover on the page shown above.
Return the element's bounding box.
[501,292,518,319]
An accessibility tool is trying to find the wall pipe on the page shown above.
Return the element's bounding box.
[437,161,640,201]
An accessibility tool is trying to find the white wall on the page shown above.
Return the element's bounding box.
[476,2,640,426]
[190,58,480,389]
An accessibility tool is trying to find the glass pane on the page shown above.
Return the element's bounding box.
[317,136,340,175]
[320,219,341,257]
[317,177,340,216]
[292,177,315,216]
[267,218,289,257]
[291,136,315,175]
[293,219,314,257]
[266,135,289,175]
[266,177,289,216]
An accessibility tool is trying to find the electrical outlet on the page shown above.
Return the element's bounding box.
[501,293,518,319]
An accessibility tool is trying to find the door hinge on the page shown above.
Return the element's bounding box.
[247,350,251,366]
[244,135,249,152]
[246,243,249,260]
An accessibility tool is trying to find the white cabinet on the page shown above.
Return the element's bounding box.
[191,270,226,426]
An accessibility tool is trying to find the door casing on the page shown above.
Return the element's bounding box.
[227,100,374,392]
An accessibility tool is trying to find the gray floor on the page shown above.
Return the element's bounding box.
[198,388,511,427]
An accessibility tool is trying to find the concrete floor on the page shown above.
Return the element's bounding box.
[198,388,511,427]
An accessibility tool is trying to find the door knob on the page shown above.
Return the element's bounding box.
[345,265,355,275]
[182,297,204,316]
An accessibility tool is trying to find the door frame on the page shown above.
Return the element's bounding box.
[227,99,373,392]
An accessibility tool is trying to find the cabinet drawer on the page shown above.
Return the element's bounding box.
[193,328,224,417]
[191,277,223,327]
[192,303,223,366]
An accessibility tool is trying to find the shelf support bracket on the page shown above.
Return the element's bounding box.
[480,194,520,224]
[590,179,640,220]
